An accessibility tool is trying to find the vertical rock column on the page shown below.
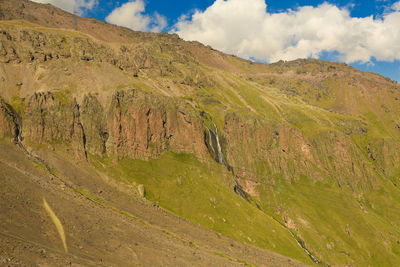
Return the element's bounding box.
[0,97,20,141]
[22,92,87,159]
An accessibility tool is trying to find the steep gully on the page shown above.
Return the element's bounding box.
[3,95,323,265]
[9,103,59,176]
[271,217,322,265]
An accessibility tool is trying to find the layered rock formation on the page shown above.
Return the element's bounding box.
[16,89,208,161]
[107,89,207,160]
[0,96,19,140]
[23,92,86,159]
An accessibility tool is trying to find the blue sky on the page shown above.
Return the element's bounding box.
[89,0,393,24]
[34,0,400,82]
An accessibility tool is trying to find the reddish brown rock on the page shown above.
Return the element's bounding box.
[107,89,207,160]
[223,112,378,196]
[18,90,208,161]
[22,92,86,159]
[0,97,19,141]
[80,94,108,155]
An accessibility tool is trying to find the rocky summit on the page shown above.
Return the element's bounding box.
[1,0,400,266]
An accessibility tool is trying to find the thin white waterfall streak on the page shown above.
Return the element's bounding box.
[211,119,224,164]
[207,128,214,155]
[202,112,225,164]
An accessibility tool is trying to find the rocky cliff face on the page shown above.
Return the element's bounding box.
[107,89,207,160]
[18,89,208,161]
[80,94,108,155]
[223,112,382,193]
[0,96,19,140]
[23,92,86,159]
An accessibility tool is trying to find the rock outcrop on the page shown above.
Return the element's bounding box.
[19,89,208,161]
[0,97,19,140]
[223,112,379,194]
[23,92,86,159]
[107,89,207,160]
[0,26,199,80]
[80,94,108,155]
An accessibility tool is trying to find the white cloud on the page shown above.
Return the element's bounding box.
[31,0,97,15]
[105,0,167,33]
[173,0,400,63]
[393,1,400,11]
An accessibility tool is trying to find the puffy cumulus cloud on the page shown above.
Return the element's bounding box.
[31,0,97,15]
[393,1,400,11]
[105,0,167,33]
[173,0,400,63]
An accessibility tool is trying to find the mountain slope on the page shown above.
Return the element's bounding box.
[0,141,306,266]
[1,0,400,266]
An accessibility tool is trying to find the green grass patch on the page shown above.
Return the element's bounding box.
[257,175,400,266]
[188,241,198,248]
[75,188,101,203]
[213,251,257,267]
[120,210,139,220]
[89,151,311,264]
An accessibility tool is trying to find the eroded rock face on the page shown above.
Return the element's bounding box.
[20,89,208,161]
[0,97,19,140]
[23,92,86,159]
[80,94,108,155]
[223,112,379,193]
[107,90,207,160]
[0,27,200,79]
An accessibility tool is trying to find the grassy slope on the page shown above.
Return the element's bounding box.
[1,141,309,267]
[149,64,400,265]
[88,152,312,264]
